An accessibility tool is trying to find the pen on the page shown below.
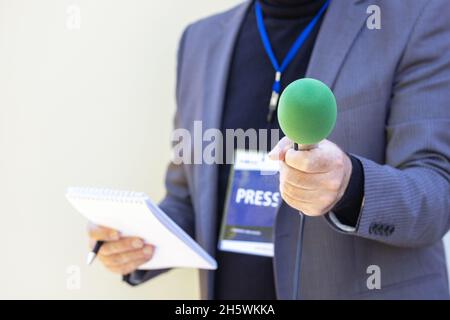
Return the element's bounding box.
[86,241,104,265]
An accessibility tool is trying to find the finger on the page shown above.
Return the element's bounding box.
[280,161,342,214]
[279,185,305,210]
[99,237,145,256]
[108,258,150,275]
[100,245,154,267]
[88,223,120,241]
[279,161,316,191]
[285,146,332,173]
[280,161,338,191]
[280,179,314,204]
[280,189,327,217]
[268,136,292,161]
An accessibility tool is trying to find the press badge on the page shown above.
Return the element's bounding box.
[218,150,281,257]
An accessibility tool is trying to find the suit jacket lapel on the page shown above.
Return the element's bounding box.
[306,0,368,89]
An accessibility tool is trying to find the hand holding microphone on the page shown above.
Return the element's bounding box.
[269,137,352,216]
[268,78,352,217]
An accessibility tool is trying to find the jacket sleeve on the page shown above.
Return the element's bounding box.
[327,0,450,248]
[124,26,196,285]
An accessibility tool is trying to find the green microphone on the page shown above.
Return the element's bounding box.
[278,78,337,150]
[277,78,337,300]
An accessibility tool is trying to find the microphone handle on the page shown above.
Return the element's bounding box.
[293,142,317,151]
[291,141,316,299]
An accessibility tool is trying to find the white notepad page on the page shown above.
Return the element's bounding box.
[66,187,217,270]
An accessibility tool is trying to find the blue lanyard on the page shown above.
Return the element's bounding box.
[255,0,330,122]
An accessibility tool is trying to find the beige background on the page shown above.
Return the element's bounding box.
[0,0,240,299]
[0,0,449,299]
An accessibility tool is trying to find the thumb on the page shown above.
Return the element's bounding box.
[268,136,292,161]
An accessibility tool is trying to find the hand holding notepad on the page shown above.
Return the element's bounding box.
[66,187,217,270]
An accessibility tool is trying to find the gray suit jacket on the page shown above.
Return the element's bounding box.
[127,0,450,299]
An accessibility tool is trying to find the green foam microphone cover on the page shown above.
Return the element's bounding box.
[277,78,337,145]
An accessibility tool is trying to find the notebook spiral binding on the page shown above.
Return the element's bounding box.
[66,187,149,204]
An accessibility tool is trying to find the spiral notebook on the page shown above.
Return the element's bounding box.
[66,187,217,270]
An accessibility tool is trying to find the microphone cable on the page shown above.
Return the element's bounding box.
[292,213,306,300]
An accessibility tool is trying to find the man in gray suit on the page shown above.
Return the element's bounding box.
[88,0,450,299]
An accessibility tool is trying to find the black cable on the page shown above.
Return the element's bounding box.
[292,212,306,300]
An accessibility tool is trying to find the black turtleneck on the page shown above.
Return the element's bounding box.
[215,0,363,299]
[262,0,327,18]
